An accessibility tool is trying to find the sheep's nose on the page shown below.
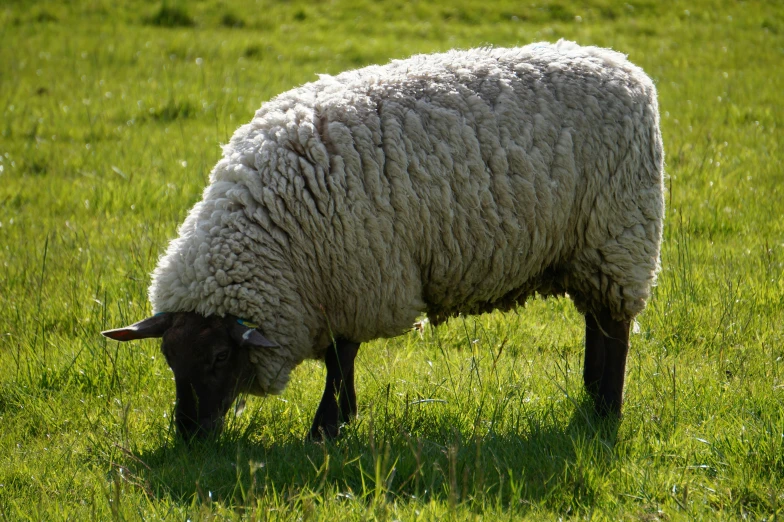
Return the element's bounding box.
[175,414,201,440]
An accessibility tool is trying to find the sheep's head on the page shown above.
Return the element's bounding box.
[101,312,276,440]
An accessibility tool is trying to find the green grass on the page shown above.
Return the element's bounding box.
[1,0,784,519]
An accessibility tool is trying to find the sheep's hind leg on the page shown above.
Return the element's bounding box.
[308,339,360,440]
[583,312,606,400]
[583,308,630,417]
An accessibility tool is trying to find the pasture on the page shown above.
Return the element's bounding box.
[1,0,783,519]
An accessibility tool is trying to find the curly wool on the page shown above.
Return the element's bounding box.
[150,40,665,394]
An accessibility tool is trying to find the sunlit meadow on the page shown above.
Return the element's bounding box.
[1,0,783,519]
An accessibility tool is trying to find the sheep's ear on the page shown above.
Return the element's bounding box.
[101,313,172,341]
[229,318,278,349]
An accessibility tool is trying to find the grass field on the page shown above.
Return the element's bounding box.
[2,0,784,519]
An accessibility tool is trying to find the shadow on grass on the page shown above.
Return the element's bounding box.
[129,398,621,513]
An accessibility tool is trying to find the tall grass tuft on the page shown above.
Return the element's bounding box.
[144,2,195,28]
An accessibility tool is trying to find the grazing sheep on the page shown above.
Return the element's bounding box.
[102,40,664,440]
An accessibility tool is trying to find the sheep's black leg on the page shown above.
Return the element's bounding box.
[584,312,606,400]
[308,339,360,440]
[584,308,630,416]
[337,349,358,425]
[597,311,630,416]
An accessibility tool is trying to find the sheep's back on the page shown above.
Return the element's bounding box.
[281,43,664,335]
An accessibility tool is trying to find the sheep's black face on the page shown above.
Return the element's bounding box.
[161,313,255,439]
[101,312,278,441]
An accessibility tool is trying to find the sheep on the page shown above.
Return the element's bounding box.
[102,40,664,440]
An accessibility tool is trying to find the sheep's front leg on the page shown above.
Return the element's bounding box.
[584,308,630,416]
[308,339,360,440]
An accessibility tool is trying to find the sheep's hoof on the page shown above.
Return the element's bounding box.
[593,396,623,418]
[307,422,340,441]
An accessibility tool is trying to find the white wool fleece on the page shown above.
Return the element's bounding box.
[150,40,665,394]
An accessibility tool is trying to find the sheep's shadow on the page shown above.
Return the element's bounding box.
[129,399,621,512]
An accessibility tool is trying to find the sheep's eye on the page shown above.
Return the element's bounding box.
[215,350,230,363]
